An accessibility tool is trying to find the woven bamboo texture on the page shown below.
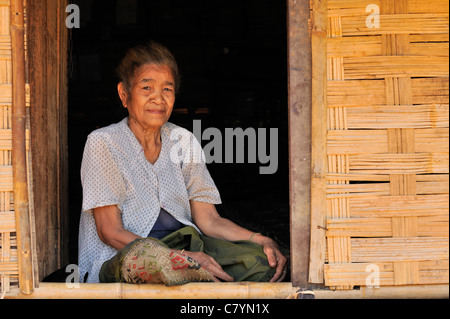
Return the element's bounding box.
[323,0,449,289]
[0,0,30,296]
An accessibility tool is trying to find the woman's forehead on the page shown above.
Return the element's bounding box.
[134,64,174,83]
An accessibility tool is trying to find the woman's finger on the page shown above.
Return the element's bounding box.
[210,267,234,282]
[263,245,278,268]
[266,249,287,282]
[185,251,234,282]
[204,257,234,282]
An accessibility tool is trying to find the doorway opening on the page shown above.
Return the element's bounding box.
[63,0,289,281]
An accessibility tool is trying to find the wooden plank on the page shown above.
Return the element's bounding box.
[344,56,449,79]
[27,0,69,282]
[309,0,328,284]
[6,281,442,299]
[287,0,312,286]
[349,194,449,218]
[351,237,449,262]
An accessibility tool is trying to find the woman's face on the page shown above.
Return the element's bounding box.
[118,64,175,131]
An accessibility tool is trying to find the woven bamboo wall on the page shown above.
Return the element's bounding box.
[0,0,30,296]
[323,0,449,289]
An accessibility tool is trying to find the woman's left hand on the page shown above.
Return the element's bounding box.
[259,237,287,282]
[190,201,288,282]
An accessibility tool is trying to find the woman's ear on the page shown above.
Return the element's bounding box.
[117,82,128,108]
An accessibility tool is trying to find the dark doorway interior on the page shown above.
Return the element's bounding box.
[67,0,289,278]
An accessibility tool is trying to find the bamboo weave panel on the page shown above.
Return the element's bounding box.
[323,0,449,289]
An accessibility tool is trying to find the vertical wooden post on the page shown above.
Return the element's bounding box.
[10,0,33,295]
[308,0,327,284]
[27,0,69,280]
[287,0,312,286]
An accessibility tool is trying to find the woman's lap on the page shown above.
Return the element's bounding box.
[99,226,275,283]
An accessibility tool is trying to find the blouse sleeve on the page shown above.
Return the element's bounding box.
[181,132,222,205]
[80,132,127,213]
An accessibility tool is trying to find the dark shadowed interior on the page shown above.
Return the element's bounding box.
[61,0,289,281]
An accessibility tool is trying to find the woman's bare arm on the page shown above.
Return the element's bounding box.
[93,205,141,250]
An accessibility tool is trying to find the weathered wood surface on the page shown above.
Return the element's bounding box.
[27,0,69,282]
[287,0,313,286]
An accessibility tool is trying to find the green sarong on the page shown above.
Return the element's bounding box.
[99,226,275,284]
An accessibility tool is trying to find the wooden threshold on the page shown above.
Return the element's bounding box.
[4,282,448,299]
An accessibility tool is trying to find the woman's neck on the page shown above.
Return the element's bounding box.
[128,117,162,164]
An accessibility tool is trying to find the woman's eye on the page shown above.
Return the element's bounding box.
[163,88,173,92]
[143,86,150,90]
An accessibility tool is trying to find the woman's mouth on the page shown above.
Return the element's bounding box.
[146,109,165,114]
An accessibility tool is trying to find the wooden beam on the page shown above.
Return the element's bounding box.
[27,0,69,282]
[4,282,448,299]
[6,282,300,299]
[309,0,328,284]
[287,0,312,286]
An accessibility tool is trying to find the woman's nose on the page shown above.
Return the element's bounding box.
[150,89,164,104]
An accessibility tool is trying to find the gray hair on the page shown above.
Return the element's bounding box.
[116,41,180,94]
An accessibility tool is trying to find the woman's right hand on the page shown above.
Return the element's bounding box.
[181,250,234,282]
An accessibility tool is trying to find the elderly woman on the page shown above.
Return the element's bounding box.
[78,41,287,285]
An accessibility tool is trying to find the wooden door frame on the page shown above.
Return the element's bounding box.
[27,0,69,282]
[23,0,311,286]
[10,0,449,299]
[287,0,313,286]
